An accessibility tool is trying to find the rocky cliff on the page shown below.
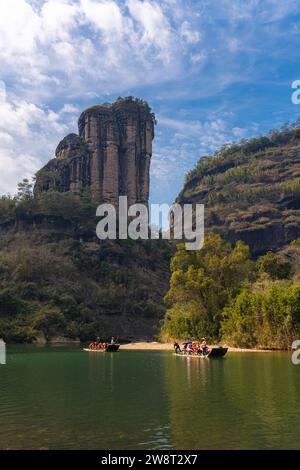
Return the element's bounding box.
[178,126,300,256]
[35,97,155,207]
[0,193,172,343]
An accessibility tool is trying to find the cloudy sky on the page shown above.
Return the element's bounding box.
[1,0,300,204]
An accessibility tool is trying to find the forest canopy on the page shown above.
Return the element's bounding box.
[161,233,300,349]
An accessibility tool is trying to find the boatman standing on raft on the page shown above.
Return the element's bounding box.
[201,338,208,356]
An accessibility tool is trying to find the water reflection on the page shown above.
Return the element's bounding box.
[163,352,300,449]
[1,347,300,449]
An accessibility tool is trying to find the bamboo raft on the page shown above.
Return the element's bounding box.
[175,347,228,358]
[83,344,120,353]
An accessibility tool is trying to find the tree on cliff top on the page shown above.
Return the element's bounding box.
[17,179,33,201]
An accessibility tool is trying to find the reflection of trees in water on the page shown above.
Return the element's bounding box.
[220,353,300,449]
[163,353,300,449]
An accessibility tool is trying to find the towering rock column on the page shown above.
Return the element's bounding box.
[114,100,138,207]
[36,97,155,209]
[102,111,120,207]
[139,117,154,206]
[112,98,155,207]
[78,110,103,203]
[79,106,120,206]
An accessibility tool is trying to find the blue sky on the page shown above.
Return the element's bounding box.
[1,0,300,205]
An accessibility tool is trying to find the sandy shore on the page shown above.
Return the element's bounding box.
[121,342,274,353]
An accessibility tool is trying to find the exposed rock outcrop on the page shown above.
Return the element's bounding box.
[178,127,300,256]
[35,133,91,196]
[35,97,155,207]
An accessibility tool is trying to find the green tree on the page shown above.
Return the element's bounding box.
[33,305,65,340]
[161,233,254,341]
[17,179,33,201]
[221,281,300,349]
[258,251,292,279]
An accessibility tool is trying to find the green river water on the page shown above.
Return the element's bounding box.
[0,345,299,450]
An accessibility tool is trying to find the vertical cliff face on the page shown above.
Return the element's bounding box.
[35,97,155,206]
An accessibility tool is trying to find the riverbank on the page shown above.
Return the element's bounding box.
[121,342,275,352]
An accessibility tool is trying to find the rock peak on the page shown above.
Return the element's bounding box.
[35,97,155,206]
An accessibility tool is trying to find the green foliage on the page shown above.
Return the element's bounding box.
[17,179,33,201]
[84,96,156,124]
[33,305,66,340]
[221,282,300,349]
[258,252,292,280]
[0,195,16,219]
[162,232,300,349]
[185,123,300,185]
[0,185,98,234]
[0,287,25,316]
[161,233,254,341]
[178,122,300,265]
[0,220,171,343]
[34,169,61,192]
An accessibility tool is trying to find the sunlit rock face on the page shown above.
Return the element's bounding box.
[177,132,300,256]
[35,97,155,206]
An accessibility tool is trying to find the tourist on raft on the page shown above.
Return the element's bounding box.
[179,339,210,355]
[89,340,108,350]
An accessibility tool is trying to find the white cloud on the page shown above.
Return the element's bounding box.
[0,0,40,56]
[0,80,6,102]
[0,151,41,195]
[0,0,187,196]
[0,0,182,102]
[227,37,241,53]
[126,0,175,62]
[60,104,80,114]
[151,115,241,203]
[0,81,76,195]
[1,0,300,201]
[190,51,206,63]
[180,21,201,44]
[232,126,247,138]
[159,116,228,147]
[40,0,79,42]
[81,0,123,34]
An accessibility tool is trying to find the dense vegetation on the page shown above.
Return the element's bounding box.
[178,123,300,255]
[3,123,300,347]
[184,122,300,184]
[0,181,171,343]
[162,123,300,348]
[161,233,300,349]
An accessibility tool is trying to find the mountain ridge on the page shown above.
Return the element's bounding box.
[178,125,300,255]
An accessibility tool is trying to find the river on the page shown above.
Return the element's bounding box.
[0,345,299,449]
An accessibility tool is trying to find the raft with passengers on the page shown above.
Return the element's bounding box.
[84,337,120,353]
[173,338,228,358]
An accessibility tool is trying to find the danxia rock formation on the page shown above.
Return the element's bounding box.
[178,126,300,255]
[35,97,155,207]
